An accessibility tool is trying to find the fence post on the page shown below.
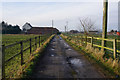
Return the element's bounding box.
[78,36,80,46]
[30,38,32,54]
[81,36,82,45]
[85,35,87,46]
[20,41,23,65]
[77,36,78,45]
[91,37,93,47]
[39,36,40,47]
[113,39,117,59]
[35,37,37,49]
[2,45,5,79]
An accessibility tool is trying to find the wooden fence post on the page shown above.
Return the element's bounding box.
[78,36,80,46]
[77,36,78,45]
[113,39,117,59]
[85,35,87,46]
[102,0,108,52]
[35,37,37,49]
[30,38,32,54]
[91,37,93,47]
[39,36,40,47]
[81,36,82,45]
[2,45,5,79]
[20,41,23,65]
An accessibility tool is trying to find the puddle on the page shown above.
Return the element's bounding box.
[59,36,62,40]
[68,49,72,50]
[64,43,69,47]
[51,54,54,57]
[69,58,82,67]
[39,70,43,73]
[51,48,55,50]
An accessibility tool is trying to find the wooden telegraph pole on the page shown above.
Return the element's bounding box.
[102,0,108,51]
[66,21,68,34]
[65,26,66,33]
[52,20,53,27]
[52,20,53,34]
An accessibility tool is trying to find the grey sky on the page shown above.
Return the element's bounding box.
[1,0,119,32]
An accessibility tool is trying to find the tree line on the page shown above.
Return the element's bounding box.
[0,21,22,34]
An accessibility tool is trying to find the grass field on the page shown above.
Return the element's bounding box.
[2,34,40,45]
[2,34,50,78]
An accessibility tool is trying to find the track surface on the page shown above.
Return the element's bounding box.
[31,35,104,78]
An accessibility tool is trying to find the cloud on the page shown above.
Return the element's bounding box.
[2,2,118,31]
[1,0,119,2]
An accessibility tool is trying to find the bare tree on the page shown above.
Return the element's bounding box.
[79,17,95,35]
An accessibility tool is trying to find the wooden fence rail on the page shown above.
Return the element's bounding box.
[2,35,50,79]
[66,34,120,59]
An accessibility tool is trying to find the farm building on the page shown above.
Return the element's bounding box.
[27,27,59,34]
[22,23,59,34]
[22,22,32,32]
[70,30,79,34]
[89,31,99,34]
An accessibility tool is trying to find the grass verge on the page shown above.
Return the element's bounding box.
[61,34,120,78]
[13,34,55,79]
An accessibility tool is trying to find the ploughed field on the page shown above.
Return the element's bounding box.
[2,34,49,78]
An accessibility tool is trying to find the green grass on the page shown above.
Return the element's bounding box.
[61,34,120,78]
[3,34,39,45]
[2,34,50,78]
[63,33,120,59]
[22,35,54,78]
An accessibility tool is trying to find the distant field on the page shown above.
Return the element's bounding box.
[2,34,40,45]
[89,34,119,40]
[67,33,119,39]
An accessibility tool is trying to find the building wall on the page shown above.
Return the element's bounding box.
[22,23,32,32]
[27,27,59,34]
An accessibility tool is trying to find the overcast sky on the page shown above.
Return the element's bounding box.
[1,0,119,32]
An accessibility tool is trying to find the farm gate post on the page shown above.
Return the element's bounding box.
[20,41,23,66]
[2,45,5,79]
[91,37,93,47]
[80,35,82,46]
[113,39,117,59]
[30,38,32,54]
[39,36,40,47]
[35,37,37,49]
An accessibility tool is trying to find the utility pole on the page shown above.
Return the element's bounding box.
[65,26,66,33]
[66,21,68,34]
[52,20,53,27]
[52,20,53,34]
[102,0,108,51]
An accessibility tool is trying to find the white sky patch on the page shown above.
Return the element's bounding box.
[1,0,119,2]
[2,1,118,32]
[0,1,2,22]
[108,2,118,31]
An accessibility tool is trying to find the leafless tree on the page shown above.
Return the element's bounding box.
[79,17,96,35]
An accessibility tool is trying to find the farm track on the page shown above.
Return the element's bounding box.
[30,35,104,78]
